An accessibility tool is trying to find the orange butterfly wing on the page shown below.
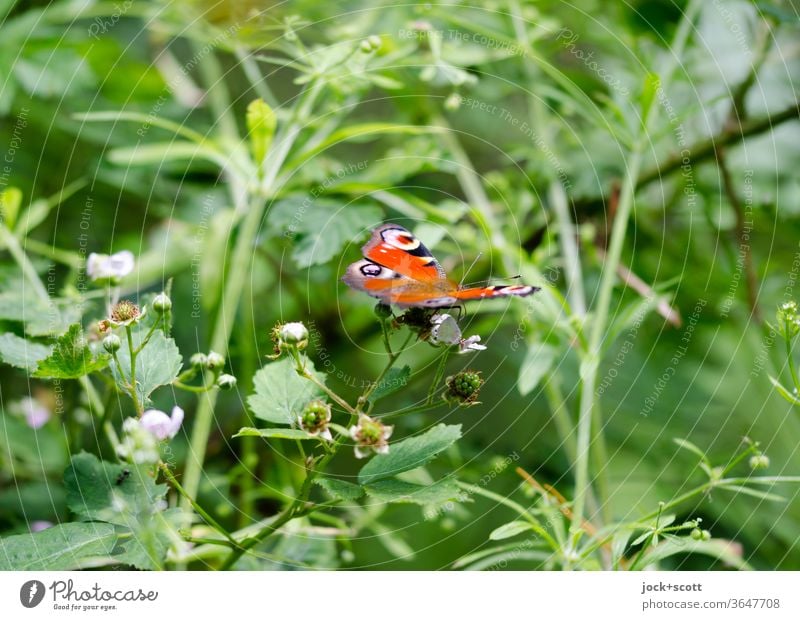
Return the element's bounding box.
[343,224,540,308]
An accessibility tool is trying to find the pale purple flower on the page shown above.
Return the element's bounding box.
[30,520,53,532]
[87,250,135,282]
[140,406,184,441]
[21,397,50,429]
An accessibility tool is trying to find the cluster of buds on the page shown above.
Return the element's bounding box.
[777,301,800,339]
[445,370,484,405]
[190,351,237,390]
[360,34,382,53]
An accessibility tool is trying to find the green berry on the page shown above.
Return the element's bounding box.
[152,292,172,313]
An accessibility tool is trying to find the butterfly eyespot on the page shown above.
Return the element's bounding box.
[360,263,383,277]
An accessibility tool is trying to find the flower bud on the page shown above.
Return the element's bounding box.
[152,292,172,313]
[444,93,461,111]
[206,351,225,371]
[690,528,703,540]
[777,301,800,338]
[103,334,122,353]
[374,303,393,321]
[190,353,208,368]
[217,373,237,390]
[278,321,309,349]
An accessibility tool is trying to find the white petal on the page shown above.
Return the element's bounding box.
[430,314,461,345]
[459,335,487,354]
[375,444,390,455]
[383,425,394,439]
[320,429,333,442]
[167,406,185,438]
[108,250,135,278]
[354,446,369,459]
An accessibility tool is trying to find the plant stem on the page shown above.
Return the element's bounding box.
[0,226,50,302]
[124,326,143,415]
[569,0,703,551]
[181,81,323,511]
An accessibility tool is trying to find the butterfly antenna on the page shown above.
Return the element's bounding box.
[458,252,484,288]
[461,274,523,287]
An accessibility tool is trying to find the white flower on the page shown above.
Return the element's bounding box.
[140,406,185,441]
[458,335,487,354]
[430,314,462,345]
[20,397,51,429]
[86,250,135,283]
[349,414,393,459]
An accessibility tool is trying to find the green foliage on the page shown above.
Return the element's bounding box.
[33,323,108,378]
[108,329,182,404]
[0,332,51,371]
[248,357,325,425]
[358,424,462,485]
[0,522,116,570]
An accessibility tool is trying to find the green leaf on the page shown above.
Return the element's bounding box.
[636,536,752,571]
[314,477,364,501]
[517,344,556,396]
[673,438,711,466]
[0,522,116,570]
[0,292,81,336]
[234,427,321,441]
[292,204,383,269]
[358,424,462,485]
[0,332,51,371]
[489,520,533,541]
[248,357,325,425]
[611,529,634,568]
[717,484,785,502]
[371,365,410,401]
[64,452,167,528]
[115,507,183,570]
[109,328,182,404]
[364,477,460,505]
[33,324,109,379]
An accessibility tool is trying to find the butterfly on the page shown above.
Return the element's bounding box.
[342,224,540,308]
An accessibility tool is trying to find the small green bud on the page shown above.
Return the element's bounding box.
[246,98,277,166]
[152,292,172,313]
[360,39,373,53]
[701,529,711,540]
[103,334,121,353]
[749,454,770,470]
[206,351,225,371]
[690,528,703,540]
[217,374,237,390]
[374,303,393,321]
[190,353,208,368]
[367,35,382,50]
[777,301,800,338]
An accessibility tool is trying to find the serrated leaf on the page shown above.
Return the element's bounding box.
[489,520,533,541]
[248,357,325,425]
[364,477,460,505]
[234,427,321,441]
[64,452,167,527]
[292,204,383,269]
[109,328,182,404]
[371,365,410,401]
[358,424,461,485]
[115,507,183,570]
[0,292,81,336]
[314,477,364,501]
[33,324,109,379]
[0,522,116,570]
[0,332,51,371]
[518,343,556,396]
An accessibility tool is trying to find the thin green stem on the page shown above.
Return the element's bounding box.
[569,0,703,552]
[427,349,451,404]
[784,331,800,392]
[0,225,50,302]
[124,326,143,415]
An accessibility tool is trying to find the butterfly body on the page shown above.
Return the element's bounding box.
[343,224,540,308]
